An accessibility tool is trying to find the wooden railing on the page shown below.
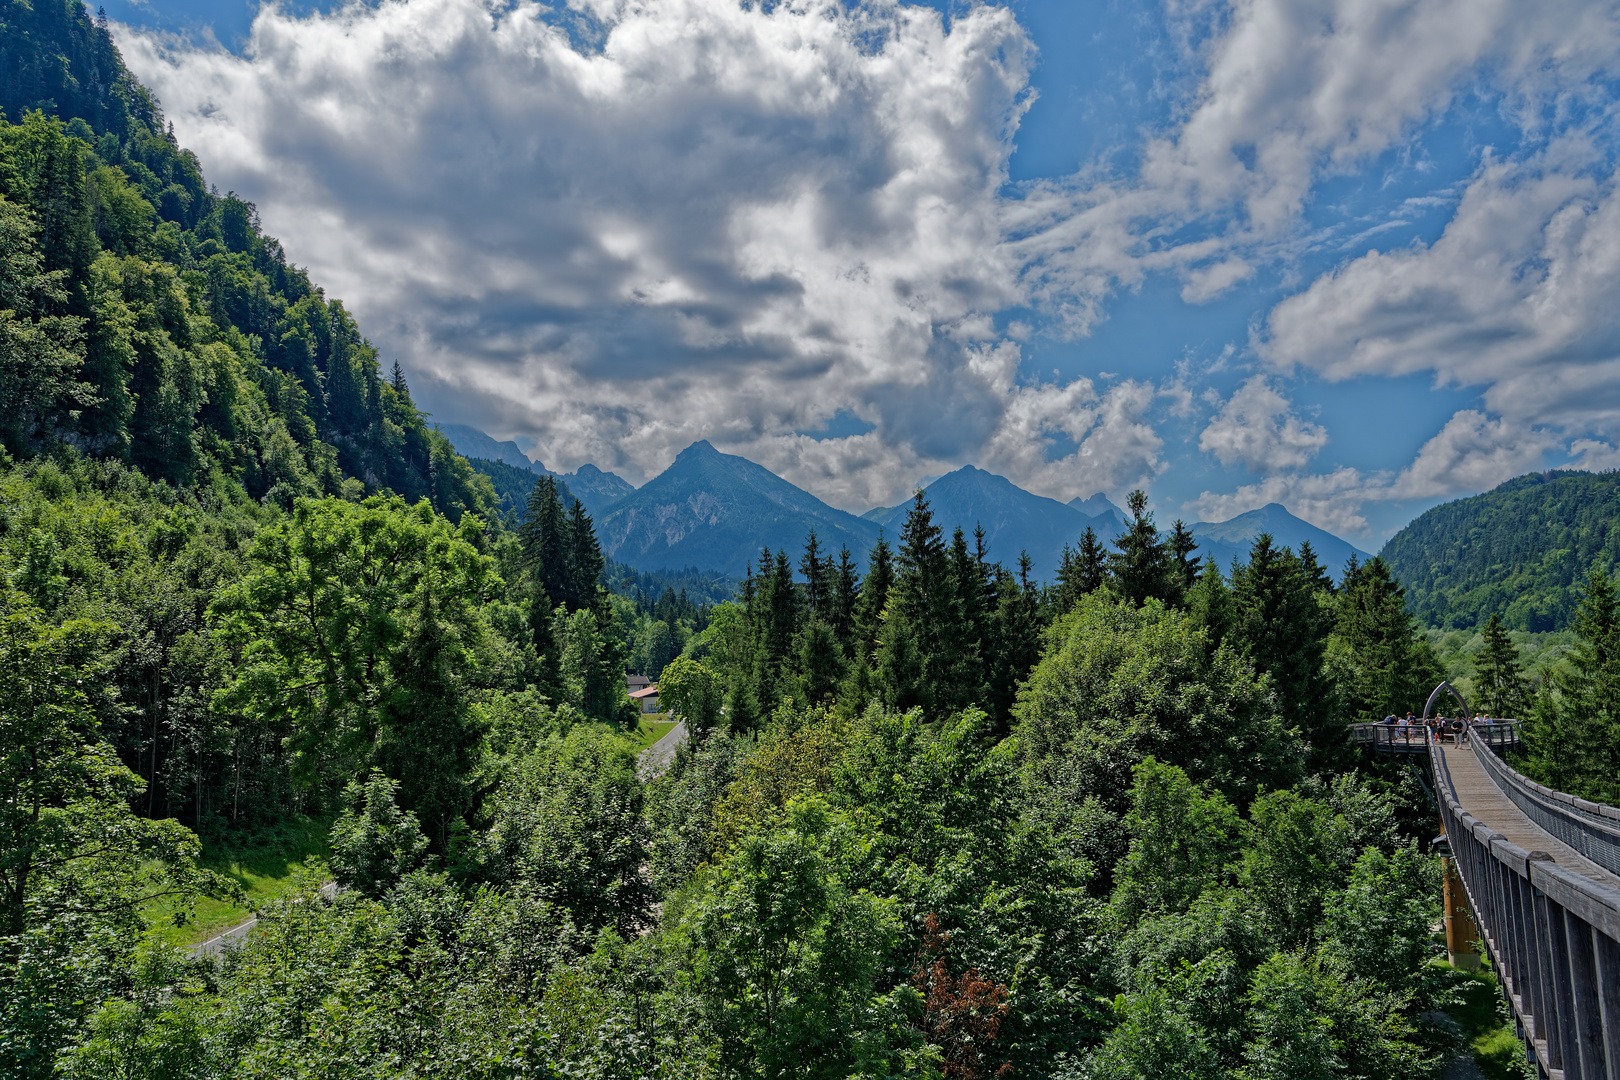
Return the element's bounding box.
[1471,720,1525,752]
[1348,719,1523,753]
[1435,737,1620,1079]
[1348,721,1437,753]
[1472,735,1620,880]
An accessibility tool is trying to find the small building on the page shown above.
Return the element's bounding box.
[629,684,660,714]
[626,673,651,694]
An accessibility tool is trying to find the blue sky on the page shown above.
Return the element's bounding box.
[106,0,1620,548]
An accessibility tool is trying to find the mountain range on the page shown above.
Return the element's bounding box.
[447,426,1369,582]
[439,425,634,517]
[864,466,1120,578]
[1194,503,1370,579]
[594,441,881,576]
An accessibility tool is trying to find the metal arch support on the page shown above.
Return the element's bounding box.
[1423,680,1471,721]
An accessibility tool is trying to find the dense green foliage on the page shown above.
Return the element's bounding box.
[1382,469,1620,631]
[2,454,1495,1077]
[1520,569,1620,802]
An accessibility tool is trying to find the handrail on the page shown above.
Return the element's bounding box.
[1434,740,1620,1079]
[1348,719,1523,753]
[1472,735,1620,878]
[1348,722,1437,752]
[1468,719,1525,751]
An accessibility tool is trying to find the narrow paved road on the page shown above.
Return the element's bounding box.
[638,721,689,780]
[193,880,338,958]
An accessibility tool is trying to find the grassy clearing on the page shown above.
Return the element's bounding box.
[1436,959,1534,1080]
[145,815,332,947]
[628,714,678,750]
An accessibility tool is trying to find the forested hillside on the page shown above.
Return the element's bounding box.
[1382,470,1620,631]
[0,1,493,519]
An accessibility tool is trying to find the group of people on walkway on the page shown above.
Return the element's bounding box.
[1379,711,1502,744]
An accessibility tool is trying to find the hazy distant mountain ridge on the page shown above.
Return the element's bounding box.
[442,426,636,517]
[595,441,882,575]
[439,424,542,473]
[865,466,1117,578]
[1381,470,1620,631]
[566,464,637,516]
[1190,504,1371,583]
[1069,493,1130,532]
[444,427,1370,584]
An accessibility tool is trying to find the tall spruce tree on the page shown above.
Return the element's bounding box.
[520,475,570,606]
[853,536,893,668]
[1167,520,1200,602]
[1109,491,1176,607]
[829,546,860,651]
[1187,556,1235,654]
[985,553,1042,732]
[566,497,605,610]
[1327,555,1440,733]
[1473,613,1528,719]
[1232,535,1339,765]
[877,493,977,717]
[1056,527,1108,613]
[799,531,828,618]
[1525,570,1620,800]
[754,550,799,710]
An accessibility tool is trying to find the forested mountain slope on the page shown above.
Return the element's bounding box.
[0,0,493,519]
[1381,470,1620,630]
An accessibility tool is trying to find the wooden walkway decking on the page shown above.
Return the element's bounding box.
[1434,739,1619,890]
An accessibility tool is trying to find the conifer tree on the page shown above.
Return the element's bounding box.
[985,553,1042,731]
[1187,556,1235,653]
[1525,570,1620,800]
[1077,526,1108,595]
[566,496,605,609]
[877,492,976,717]
[1055,544,1081,613]
[796,621,844,706]
[799,531,828,618]
[1326,555,1440,736]
[373,586,479,852]
[1296,541,1334,594]
[1233,536,1339,764]
[1109,491,1175,607]
[1167,520,1199,602]
[853,536,893,667]
[752,550,798,710]
[1473,613,1528,719]
[520,475,570,606]
[1055,527,1109,614]
[951,526,991,709]
[828,546,860,651]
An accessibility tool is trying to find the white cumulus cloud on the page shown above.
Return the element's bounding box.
[122,0,1160,505]
[1198,376,1328,473]
[1262,145,1620,441]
